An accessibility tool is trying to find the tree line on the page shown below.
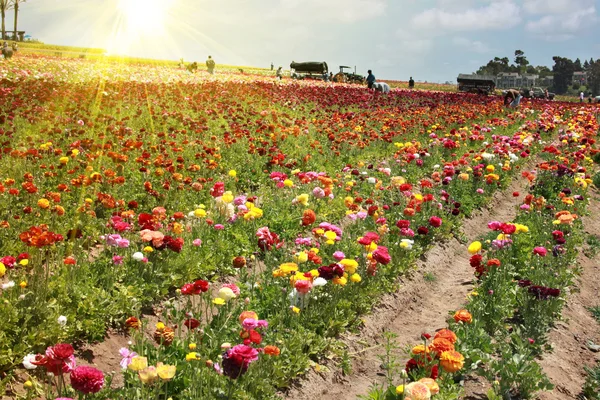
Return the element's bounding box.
[475,50,599,95]
[0,0,26,41]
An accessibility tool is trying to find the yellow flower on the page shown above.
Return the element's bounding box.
[228,170,237,178]
[213,297,226,306]
[222,191,234,203]
[157,362,176,380]
[468,241,482,255]
[0,262,5,278]
[194,208,207,218]
[19,259,28,266]
[514,223,529,233]
[324,231,337,242]
[19,281,27,288]
[279,262,299,274]
[143,246,154,253]
[24,380,33,389]
[350,273,362,283]
[217,287,236,301]
[189,343,197,350]
[486,165,495,173]
[71,149,79,156]
[295,193,309,206]
[156,322,165,331]
[128,356,148,372]
[333,276,347,286]
[172,222,184,235]
[283,179,294,187]
[186,352,199,362]
[37,199,50,209]
[367,242,378,252]
[339,259,358,274]
[138,366,158,384]
[291,306,300,314]
[294,251,308,264]
[395,385,404,395]
[59,156,69,164]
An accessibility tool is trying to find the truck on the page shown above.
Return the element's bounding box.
[457,74,496,95]
[522,87,555,100]
[290,61,328,81]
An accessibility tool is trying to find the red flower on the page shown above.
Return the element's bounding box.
[429,216,442,228]
[210,182,225,197]
[301,209,316,226]
[70,366,104,394]
[358,232,380,246]
[184,318,200,330]
[372,246,391,265]
[396,220,411,229]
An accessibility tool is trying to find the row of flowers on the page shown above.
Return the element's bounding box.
[370,108,598,399]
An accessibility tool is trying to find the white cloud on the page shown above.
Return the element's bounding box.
[395,28,434,55]
[273,0,387,23]
[411,1,521,31]
[525,6,597,41]
[523,0,595,15]
[452,37,492,54]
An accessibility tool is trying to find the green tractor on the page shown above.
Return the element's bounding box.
[333,66,364,84]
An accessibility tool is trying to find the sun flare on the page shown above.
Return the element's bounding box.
[118,0,173,36]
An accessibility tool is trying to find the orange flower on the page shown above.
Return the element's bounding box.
[302,209,316,226]
[411,344,430,355]
[440,350,464,373]
[239,311,258,324]
[125,316,141,330]
[453,309,473,324]
[431,338,454,354]
[263,345,281,356]
[434,329,457,344]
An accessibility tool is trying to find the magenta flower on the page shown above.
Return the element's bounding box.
[533,247,547,257]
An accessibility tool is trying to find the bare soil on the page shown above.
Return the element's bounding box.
[284,169,534,400]
[536,190,600,400]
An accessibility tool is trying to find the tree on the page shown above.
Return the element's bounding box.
[514,50,530,72]
[10,0,25,41]
[584,60,590,71]
[574,58,583,72]
[588,60,600,96]
[0,0,8,40]
[552,56,575,94]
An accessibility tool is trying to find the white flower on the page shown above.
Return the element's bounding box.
[367,177,377,184]
[413,153,420,159]
[57,315,67,327]
[23,354,37,370]
[433,164,440,169]
[132,252,144,261]
[400,239,414,250]
[313,277,327,287]
[1,281,15,290]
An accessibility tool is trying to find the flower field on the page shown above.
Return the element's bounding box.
[0,54,599,400]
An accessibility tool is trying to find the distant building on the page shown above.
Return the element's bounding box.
[458,72,552,90]
[573,71,587,86]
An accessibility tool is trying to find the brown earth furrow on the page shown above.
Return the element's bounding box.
[285,165,535,400]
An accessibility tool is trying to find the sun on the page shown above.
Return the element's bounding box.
[118,0,174,36]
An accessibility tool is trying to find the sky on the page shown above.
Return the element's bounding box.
[13,0,600,82]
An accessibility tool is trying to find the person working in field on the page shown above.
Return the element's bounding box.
[504,89,522,108]
[366,70,375,89]
[276,66,283,80]
[372,82,390,94]
[206,56,215,74]
[409,76,415,88]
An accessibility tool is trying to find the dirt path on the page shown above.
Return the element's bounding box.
[285,167,535,400]
[536,190,600,400]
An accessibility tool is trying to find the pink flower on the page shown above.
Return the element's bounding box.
[312,187,325,198]
[332,251,345,261]
[487,221,501,230]
[70,366,104,394]
[234,196,247,206]
[533,247,547,257]
[222,283,240,295]
[242,318,269,330]
[193,239,202,246]
[476,188,484,194]
[112,255,124,265]
[119,348,137,370]
[214,224,225,230]
[105,234,122,247]
[294,279,313,294]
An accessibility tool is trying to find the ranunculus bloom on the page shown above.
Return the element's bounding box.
[70,366,104,394]
[372,246,391,265]
[467,241,482,254]
[222,344,259,379]
[439,350,465,373]
[431,338,454,354]
[533,246,547,257]
[404,381,431,400]
[294,279,312,294]
[453,309,473,323]
[434,329,457,344]
[428,216,442,228]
